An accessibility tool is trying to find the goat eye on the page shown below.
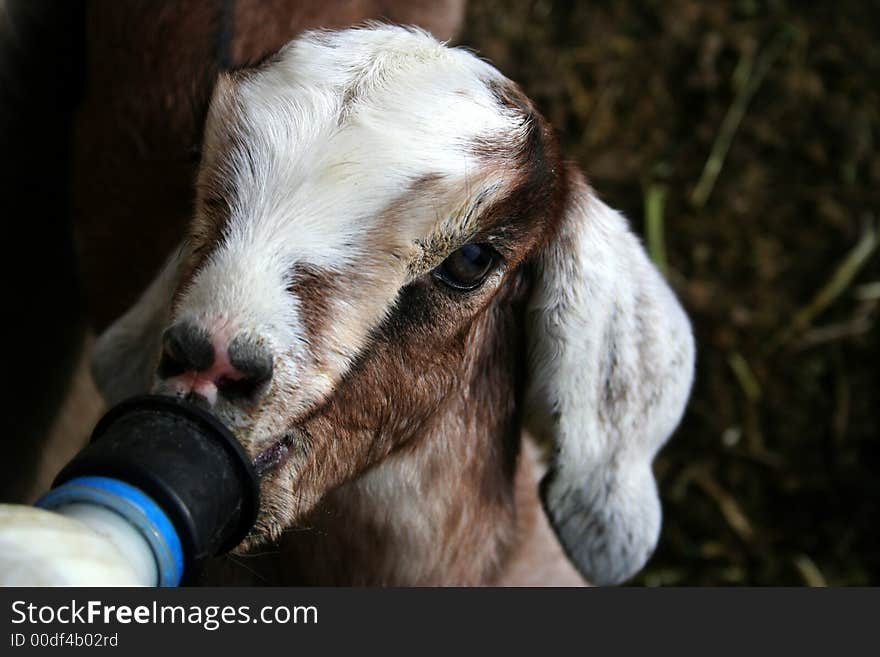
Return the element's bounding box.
[433,243,496,290]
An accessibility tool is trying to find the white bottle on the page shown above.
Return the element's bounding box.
[0,503,156,586]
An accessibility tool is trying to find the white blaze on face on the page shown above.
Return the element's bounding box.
[170,26,527,432]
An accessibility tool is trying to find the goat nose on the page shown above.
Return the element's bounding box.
[158,323,273,404]
[159,322,215,378]
[223,334,274,399]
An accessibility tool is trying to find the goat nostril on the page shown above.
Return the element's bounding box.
[158,323,215,379]
[220,336,274,401]
[228,336,273,382]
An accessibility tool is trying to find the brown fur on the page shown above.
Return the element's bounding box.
[285,262,341,379]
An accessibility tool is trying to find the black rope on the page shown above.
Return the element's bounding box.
[215,0,236,71]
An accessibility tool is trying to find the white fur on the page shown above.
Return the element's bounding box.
[525,173,695,585]
[92,247,186,406]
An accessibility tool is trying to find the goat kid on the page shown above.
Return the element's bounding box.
[93,25,695,586]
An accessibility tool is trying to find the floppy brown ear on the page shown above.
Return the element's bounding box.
[525,167,695,585]
[91,247,186,406]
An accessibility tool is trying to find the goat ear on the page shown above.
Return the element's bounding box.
[91,247,186,406]
[525,167,695,585]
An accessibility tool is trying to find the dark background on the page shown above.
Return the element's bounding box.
[1,1,877,586]
[460,1,879,585]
